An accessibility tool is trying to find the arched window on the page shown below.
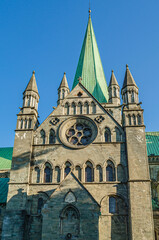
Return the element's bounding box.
[49,129,55,144]
[117,164,125,182]
[115,128,122,142]
[20,119,23,129]
[24,119,27,129]
[65,102,70,115]
[40,130,45,144]
[60,206,80,236]
[128,115,131,126]
[132,114,136,125]
[109,197,117,213]
[84,102,89,114]
[44,164,52,183]
[91,102,96,114]
[131,91,134,103]
[96,165,103,182]
[105,128,111,142]
[28,96,31,106]
[106,161,115,181]
[65,161,71,177]
[28,119,32,129]
[113,87,117,97]
[35,167,40,183]
[55,166,61,183]
[137,114,142,125]
[72,102,76,115]
[78,102,82,114]
[62,89,65,99]
[85,161,94,182]
[75,166,81,181]
[38,198,43,214]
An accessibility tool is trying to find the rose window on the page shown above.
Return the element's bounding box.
[66,123,92,146]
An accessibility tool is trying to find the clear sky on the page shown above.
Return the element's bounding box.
[0,0,159,147]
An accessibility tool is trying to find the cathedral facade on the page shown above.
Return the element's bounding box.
[1,13,155,240]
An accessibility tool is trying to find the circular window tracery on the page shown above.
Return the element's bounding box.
[59,117,97,149]
[66,123,92,146]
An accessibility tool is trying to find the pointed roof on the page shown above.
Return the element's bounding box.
[58,72,69,89]
[72,15,109,103]
[122,65,138,89]
[109,70,119,87]
[24,71,39,95]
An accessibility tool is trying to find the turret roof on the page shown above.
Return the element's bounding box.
[72,15,109,103]
[109,70,119,87]
[122,65,138,89]
[58,72,69,89]
[24,71,39,95]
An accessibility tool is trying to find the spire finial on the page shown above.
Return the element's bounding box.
[89,0,91,16]
[32,70,35,75]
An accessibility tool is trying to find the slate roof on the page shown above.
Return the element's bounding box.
[0,178,9,203]
[72,15,109,103]
[146,132,159,156]
[0,147,13,170]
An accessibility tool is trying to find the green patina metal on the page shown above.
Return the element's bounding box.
[0,178,9,203]
[0,147,13,170]
[146,132,159,156]
[72,15,109,103]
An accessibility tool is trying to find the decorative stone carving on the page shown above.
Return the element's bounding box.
[50,117,60,125]
[95,115,105,124]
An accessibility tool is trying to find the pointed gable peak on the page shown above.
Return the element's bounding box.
[59,72,69,89]
[24,71,39,95]
[72,15,109,103]
[122,64,138,89]
[109,70,119,87]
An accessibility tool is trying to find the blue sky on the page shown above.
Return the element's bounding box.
[0,0,159,147]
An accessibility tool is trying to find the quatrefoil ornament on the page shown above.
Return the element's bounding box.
[95,115,105,124]
[50,117,60,125]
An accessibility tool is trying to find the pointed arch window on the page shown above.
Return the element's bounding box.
[113,87,117,97]
[137,114,142,125]
[65,102,70,115]
[131,91,135,103]
[35,167,40,183]
[62,89,65,99]
[75,166,81,181]
[44,164,52,183]
[49,129,55,144]
[115,128,122,142]
[78,102,82,114]
[84,102,89,114]
[20,119,23,129]
[91,102,96,114]
[106,161,115,181]
[40,130,45,144]
[38,198,43,214]
[105,128,111,142]
[28,119,32,129]
[24,119,27,129]
[28,96,31,107]
[85,161,94,182]
[128,115,131,126]
[109,196,117,213]
[64,161,71,177]
[72,102,76,115]
[132,114,136,125]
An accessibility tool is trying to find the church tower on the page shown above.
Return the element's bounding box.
[57,72,70,105]
[121,65,154,239]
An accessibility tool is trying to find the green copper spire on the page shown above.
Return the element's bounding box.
[72,14,109,103]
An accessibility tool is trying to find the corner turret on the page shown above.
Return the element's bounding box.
[57,72,70,105]
[108,70,120,105]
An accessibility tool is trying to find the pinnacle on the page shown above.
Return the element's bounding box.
[122,65,138,89]
[59,72,69,89]
[109,70,119,87]
[24,71,39,95]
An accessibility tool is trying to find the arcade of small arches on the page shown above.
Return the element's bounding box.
[32,160,126,184]
[35,126,123,145]
[122,88,138,104]
[64,101,96,115]
[18,117,33,130]
[123,113,143,126]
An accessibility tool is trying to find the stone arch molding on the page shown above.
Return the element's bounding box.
[64,190,76,203]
